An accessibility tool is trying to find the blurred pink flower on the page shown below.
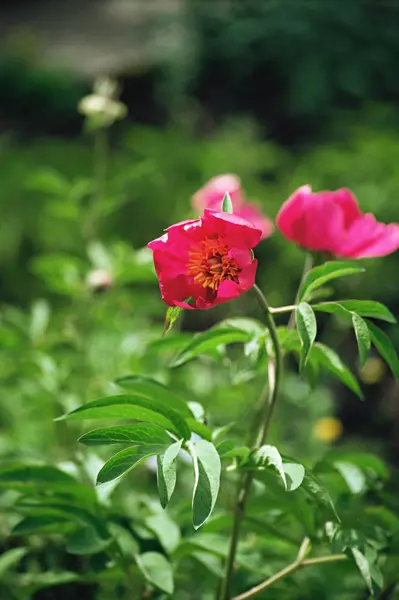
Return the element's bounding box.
[277,185,399,258]
[192,174,273,240]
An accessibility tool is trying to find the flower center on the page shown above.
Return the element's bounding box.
[187,238,240,291]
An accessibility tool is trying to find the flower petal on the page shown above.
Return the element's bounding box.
[339,214,399,258]
[192,174,243,212]
[237,202,274,240]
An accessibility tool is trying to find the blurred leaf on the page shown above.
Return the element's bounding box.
[334,462,366,495]
[296,302,317,371]
[314,300,396,323]
[12,515,71,535]
[221,191,233,213]
[0,547,27,577]
[66,525,112,555]
[97,445,167,484]
[190,440,221,529]
[302,470,340,522]
[146,512,181,554]
[115,375,193,417]
[25,168,69,195]
[59,395,191,440]
[163,306,183,337]
[351,546,383,596]
[352,313,371,367]
[311,343,363,398]
[367,321,399,380]
[0,464,77,488]
[250,445,287,490]
[171,328,251,367]
[283,463,305,492]
[137,552,174,594]
[79,424,172,446]
[299,261,365,302]
[29,299,50,341]
[157,439,183,508]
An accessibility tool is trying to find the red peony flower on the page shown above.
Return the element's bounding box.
[148,209,261,309]
[192,174,273,240]
[277,185,399,258]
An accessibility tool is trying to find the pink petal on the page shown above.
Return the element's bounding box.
[328,188,361,228]
[339,214,399,258]
[192,174,243,212]
[203,209,262,249]
[237,202,274,240]
[228,247,253,269]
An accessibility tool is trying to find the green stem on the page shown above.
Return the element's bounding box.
[86,128,108,239]
[232,546,347,600]
[288,252,314,328]
[218,285,283,600]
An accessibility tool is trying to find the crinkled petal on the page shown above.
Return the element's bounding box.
[327,188,361,228]
[203,209,262,249]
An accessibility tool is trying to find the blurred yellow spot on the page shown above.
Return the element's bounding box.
[313,417,343,443]
[359,357,386,385]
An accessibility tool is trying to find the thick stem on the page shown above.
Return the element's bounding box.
[232,546,347,600]
[218,285,283,600]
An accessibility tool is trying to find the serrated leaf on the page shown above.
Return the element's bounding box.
[311,343,363,398]
[115,376,193,417]
[221,191,233,214]
[296,302,317,371]
[137,552,174,594]
[66,525,112,555]
[283,463,305,492]
[171,328,251,367]
[251,445,287,489]
[157,440,183,508]
[367,321,399,380]
[299,261,364,302]
[58,394,191,439]
[97,445,166,484]
[190,440,221,529]
[351,313,371,367]
[314,300,396,323]
[79,424,172,446]
[302,470,340,522]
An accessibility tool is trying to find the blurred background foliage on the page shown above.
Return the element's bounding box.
[0,0,399,598]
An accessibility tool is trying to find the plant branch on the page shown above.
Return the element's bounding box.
[218,285,283,600]
[232,545,347,600]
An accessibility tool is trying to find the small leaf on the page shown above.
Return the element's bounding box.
[250,445,287,489]
[311,343,363,398]
[79,424,172,446]
[334,462,366,495]
[97,445,166,484]
[302,470,340,522]
[190,440,221,529]
[221,191,233,214]
[171,328,251,368]
[352,313,371,367]
[367,321,399,380]
[157,440,183,508]
[137,552,174,594]
[283,463,305,492]
[66,526,112,555]
[296,302,317,370]
[115,376,193,417]
[351,547,374,595]
[58,395,191,440]
[163,306,183,337]
[299,261,364,302]
[314,300,396,323]
[0,547,28,577]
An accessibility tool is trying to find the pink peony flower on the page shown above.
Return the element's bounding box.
[277,185,399,258]
[148,209,261,309]
[192,174,273,240]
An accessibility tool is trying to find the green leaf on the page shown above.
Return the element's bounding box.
[283,463,305,492]
[97,445,166,484]
[367,321,399,380]
[79,424,172,446]
[296,302,317,370]
[299,261,364,302]
[314,300,396,323]
[66,525,112,555]
[250,445,287,490]
[351,547,376,595]
[115,376,193,417]
[334,462,366,494]
[190,440,221,529]
[163,306,183,337]
[157,440,183,508]
[352,313,371,367]
[302,470,340,522]
[0,464,76,487]
[186,419,213,441]
[58,394,191,440]
[137,552,174,594]
[13,515,71,535]
[146,513,181,554]
[221,191,233,214]
[0,547,27,577]
[311,343,363,398]
[171,328,251,367]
